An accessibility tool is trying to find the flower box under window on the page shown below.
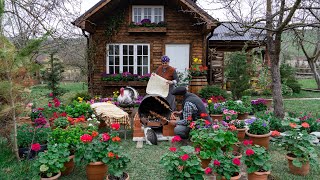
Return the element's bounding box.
[101,81,148,87]
[128,26,167,33]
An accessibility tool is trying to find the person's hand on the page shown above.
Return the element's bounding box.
[172,111,182,116]
[169,120,177,126]
[166,80,173,85]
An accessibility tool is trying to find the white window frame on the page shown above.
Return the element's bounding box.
[106,44,150,75]
[132,5,164,23]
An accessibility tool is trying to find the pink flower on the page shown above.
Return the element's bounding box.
[205,167,212,174]
[180,154,189,161]
[195,147,201,153]
[31,143,41,152]
[102,133,110,141]
[243,140,253,146]
[190,122,195,128]
[171,135,182,143]
[49,92,53,97]
[213,125,220,129]
[213,160,220,166]
[111,123,120,130]
[169,147,177,152]
[48,103,52,107]
[246,149,255,156]
[232,158,241,166]
[80,134,93,143]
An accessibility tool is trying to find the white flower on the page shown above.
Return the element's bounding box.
[87,118,92,121]
[96,121,100,124]
[92,114,96,118]
[88,123,93,126]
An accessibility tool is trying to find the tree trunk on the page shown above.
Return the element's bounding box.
[308,59,320,89]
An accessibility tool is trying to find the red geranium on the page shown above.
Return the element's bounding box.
[80,134,93,143]
[31,143,41,152]
[92,131,98,138]
[112,136,121,142]
[180,154,189,161]
[108,152,115,158]
[102,133,110,141]
[111,123,120,130]
[232,158,241,166]
[200,113,208,118]
[171,135,182,143]
[245,149,255,156]
[195,147,201,153]
[169,147,177,152]
[213,160,220,166]
[301,122,310,128]
[205,167,212,174]
[271,130,280,137]
[243,140,253,146]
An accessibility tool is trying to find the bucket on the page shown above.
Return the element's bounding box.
[189,76,208,95]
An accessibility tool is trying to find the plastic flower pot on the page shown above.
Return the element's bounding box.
[86,161,108,180]
[248,171,270,180]
[286,154,310,176]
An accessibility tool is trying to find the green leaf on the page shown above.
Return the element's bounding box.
[40,164,49,172]
[292,159,302,168]
[253,158,264,166]
[184,172,190,177]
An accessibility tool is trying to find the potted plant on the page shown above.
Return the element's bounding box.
[105,149,130,180]
[207,102,225,121]
[207,149,241,180]
[242,141,271,180]
[65,99,93,118]
[251,99,267,113]
[53,117,70,129]
[190,120,239,168]
[232,120,246,141]
[75,123,125,180]
[33,143,70,180]
[160,145,204,180]
[275,120,318,176]
[17,124,51,159]
[245,117,271,149]
[222,109,238,123]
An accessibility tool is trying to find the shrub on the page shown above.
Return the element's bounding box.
[69,91,92,103]
[280,63,301,93]
[199,85,228,99]
[53,117,69,128]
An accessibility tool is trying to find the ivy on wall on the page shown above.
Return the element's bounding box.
[104,10,125,40]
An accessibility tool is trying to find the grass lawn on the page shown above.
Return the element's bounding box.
[284,99,320,115]
[1,136,319,180]
[298,79,318,89]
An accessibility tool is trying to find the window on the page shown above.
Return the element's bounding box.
[107,44,150,75]
[132,6,164,23]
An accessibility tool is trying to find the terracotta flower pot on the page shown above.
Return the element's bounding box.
[106,172,130,180]
[86,161,108,180]
[216,172,241,180]
[210,114,223,121]
[41,171,61,180]
[232,142,241,153]
[245,130,271,149]
[286,154,310,176]
[200,158,212,169]
[236,128,246,141]
[248,171,270,180]
[237,113,249,120]
[61,155,75,176]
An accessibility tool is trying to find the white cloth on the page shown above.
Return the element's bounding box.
[146,73,169,97]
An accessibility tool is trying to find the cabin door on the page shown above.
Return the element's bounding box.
[165,44,190,75]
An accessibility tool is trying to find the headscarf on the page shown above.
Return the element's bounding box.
[161,55,170,62]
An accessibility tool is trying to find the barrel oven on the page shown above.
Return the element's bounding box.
[133,95,176,140]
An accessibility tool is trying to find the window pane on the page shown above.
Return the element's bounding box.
[137,67,142,75]
[143,56,148,65]
[123,56,128,65]
[155,8,159,16]
[137,45,142,55]
[115,66,120,73]
[143,67,148,74]
[115,45,119,55]
[129,56,134,65]
[129,46,134,55]
[143,46,148,55]
[123,66,128,72]
[115,56,119,65]
[109,56,114,65]
[109,45,114,55]
[110,67,114,74]
[129,67,134,73]
[137,56,142,65]
[123,45,127,55]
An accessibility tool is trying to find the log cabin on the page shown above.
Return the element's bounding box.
[72,0,220,96]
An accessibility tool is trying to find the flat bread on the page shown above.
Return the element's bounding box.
[146,73,169,97]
